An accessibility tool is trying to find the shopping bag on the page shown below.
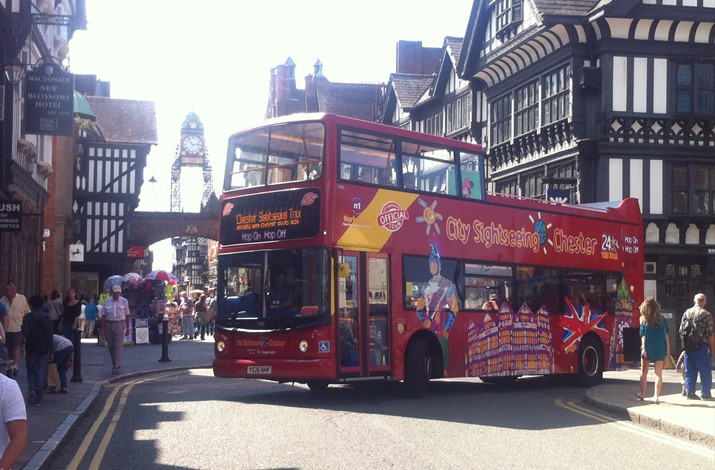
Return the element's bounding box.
[663,354,676,370]
[47,362,59,389]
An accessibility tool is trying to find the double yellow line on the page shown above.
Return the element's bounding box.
[555,399,714,460]
[67,372,178,470]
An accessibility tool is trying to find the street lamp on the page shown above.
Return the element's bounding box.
[3,59,24,87]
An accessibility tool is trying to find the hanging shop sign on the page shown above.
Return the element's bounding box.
[127,246,145,258]
[0,200,22,232]
[25,63,74,136]
[69,243,85,262]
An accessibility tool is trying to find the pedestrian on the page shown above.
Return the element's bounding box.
[675,350,687,396]
[0,372,26,469]
[195,294,209,340]
[46,290,62,333]
[637,296,670,404]
[51,334,74,393]
[678,293,714,400]
[179,292,194,340]
[83,298,98,339]
[96,292,108,347]
[20,295,53,405]
[0,301,7,361]
[1,283,31,378]
[59,287,81,339]
[103,285,131,374]
[207,288,216,336]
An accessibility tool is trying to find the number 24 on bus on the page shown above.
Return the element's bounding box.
[212,113,643,397]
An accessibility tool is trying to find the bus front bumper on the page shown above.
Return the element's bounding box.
[213,357,335,381]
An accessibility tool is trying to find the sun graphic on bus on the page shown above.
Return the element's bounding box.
[529,212,553,254]
[415,198,443,235]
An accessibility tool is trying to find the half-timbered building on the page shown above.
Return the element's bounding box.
[383,0,714,341]
[71,96,157,294]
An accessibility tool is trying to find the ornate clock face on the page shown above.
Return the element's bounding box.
[182,135,203,153]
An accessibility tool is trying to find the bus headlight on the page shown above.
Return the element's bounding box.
[216,341,226,353]
[299,340,309,353]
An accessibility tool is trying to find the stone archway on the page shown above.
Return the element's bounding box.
[128,211,218,247]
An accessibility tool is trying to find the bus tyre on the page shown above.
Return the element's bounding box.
[577,335,603,387]
[306,380,329,391]
[405,340,431,398]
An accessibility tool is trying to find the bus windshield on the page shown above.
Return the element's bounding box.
[216,247,330,329]
[226,121,325,190]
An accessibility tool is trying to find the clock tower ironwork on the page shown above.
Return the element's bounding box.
[170,111,214,289]
[170,111,213,212]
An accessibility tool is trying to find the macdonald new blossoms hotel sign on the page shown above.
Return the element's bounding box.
[25,63,74,136]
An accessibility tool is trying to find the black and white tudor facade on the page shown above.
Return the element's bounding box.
[380,0,714,330]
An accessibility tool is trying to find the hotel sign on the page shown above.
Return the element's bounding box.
[25,63,74,136]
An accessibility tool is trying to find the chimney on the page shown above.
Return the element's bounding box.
[396,40,423,74]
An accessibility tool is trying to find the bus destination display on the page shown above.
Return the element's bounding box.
[220,188,321,246]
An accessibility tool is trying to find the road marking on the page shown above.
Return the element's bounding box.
[68,372,180,470]
[555,399,714,460]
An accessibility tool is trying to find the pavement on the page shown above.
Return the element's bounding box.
[16,336,216,470]
[11,339,715,469]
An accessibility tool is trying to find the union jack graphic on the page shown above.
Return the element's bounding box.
[560,297,608,354]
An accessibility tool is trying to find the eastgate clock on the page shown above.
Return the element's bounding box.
[182,135,203,153]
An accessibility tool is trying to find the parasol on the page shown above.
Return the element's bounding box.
[144,269,179,283]
[122,272,144,290]
[103,275,123,293]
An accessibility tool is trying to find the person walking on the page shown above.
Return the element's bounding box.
[679,293,715,400]
[51,334,74,393]
[20,295,53,405]
[46,290,62,333]
[636,296,670,404]
[207,288,216,336]
[194,294,209,340]
[83,298,98,339]
[179,292,194,340]
[59,288,81,339]
[1,283,31,378]
[0,372,26,469]
[103,285,131,374]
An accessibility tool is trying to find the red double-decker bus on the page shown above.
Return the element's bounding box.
[213,113,643,396]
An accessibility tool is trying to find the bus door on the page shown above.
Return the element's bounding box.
[337,252,391,376]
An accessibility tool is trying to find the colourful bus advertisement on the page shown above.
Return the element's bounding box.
[213,113,643,396]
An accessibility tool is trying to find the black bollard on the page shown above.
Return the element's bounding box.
[159,316,172,362]
[70,327,83,382]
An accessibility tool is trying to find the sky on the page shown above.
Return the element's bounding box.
[68,0,474,270]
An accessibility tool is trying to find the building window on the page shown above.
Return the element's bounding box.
[423,112,443,136]
[671,164,715,215]
[676,62,714,115]
[490,64,571,145]
[542,65,570,125]
[491,94,511,146]
[521,172,543,199]
[514,81,538,137]
[496,178,518,196]
[445,93,471,135]
[495,0,523,36]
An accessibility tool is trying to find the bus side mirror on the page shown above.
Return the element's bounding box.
[338,263,350,278]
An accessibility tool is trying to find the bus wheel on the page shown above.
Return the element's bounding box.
[577,336,603,387]
[306,380,329,391]
[405,339,431,398]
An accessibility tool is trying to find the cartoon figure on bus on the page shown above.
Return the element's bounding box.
[416,241,460,375]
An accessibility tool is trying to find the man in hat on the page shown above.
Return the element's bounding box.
[482,293,500,311]
[102,285,131,375]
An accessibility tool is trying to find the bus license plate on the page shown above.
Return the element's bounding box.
[247,365,272,374]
